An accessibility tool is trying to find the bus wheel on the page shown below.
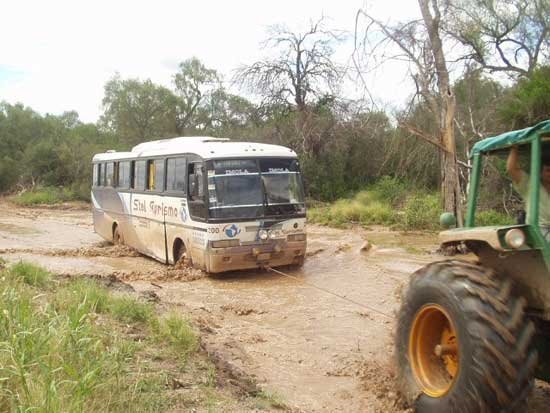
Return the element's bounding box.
[174,240,189,266]
[396,260,537,412]
[113,225,124,245]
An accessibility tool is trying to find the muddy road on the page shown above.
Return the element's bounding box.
[1,201,549,412]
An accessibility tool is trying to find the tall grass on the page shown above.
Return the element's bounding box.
[0,262,197,412]
[308,176,442,230]
[10,186,88,206]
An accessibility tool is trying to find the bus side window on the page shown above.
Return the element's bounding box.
[118,161,131,189]
[166,158,186,193]
[97,164,103,187]
[113,162,119,187]
[105,163,114,187]
[188,162,206,219]
[133,160,146,191]
[152,159,165,191]
[93,164,98,187]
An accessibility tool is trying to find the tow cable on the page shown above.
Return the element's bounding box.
[264,265,395,321]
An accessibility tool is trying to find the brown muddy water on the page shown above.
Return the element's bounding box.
[1,200,549,412]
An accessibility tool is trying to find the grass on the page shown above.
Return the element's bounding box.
[476,209,515,226]
[307,177,442,231]
[10,186,86,206]
[0,261,200,412]
[307,176,515,231]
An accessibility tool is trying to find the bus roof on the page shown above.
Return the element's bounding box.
[92,136,297,162]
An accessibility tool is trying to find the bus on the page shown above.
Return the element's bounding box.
[91,136,307,273]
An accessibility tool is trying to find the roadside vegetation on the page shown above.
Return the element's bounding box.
[0,260,282,412]
[10,186,88,206]
[307,176,514,231]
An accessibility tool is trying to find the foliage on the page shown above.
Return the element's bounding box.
[8,261,51,287]
[0,262,201,411]
[101,75,178,145]
[498,66,550,129]
[11,186,87,205]
[402,193,442,230]
[476,209,515,227]
[150,312,198,363]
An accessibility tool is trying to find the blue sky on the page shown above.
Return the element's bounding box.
[0,0,420,123]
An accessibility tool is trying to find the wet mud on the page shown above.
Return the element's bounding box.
[1,199,549,412]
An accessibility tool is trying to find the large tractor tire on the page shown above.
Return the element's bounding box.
[396,260,538,412]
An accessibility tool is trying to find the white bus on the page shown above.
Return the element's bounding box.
[91,137,307,273]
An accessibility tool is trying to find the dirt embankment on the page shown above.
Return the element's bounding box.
[1,200,549,412]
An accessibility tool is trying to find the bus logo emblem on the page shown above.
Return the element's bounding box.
[224,224,241,238]
[180,206,187,222]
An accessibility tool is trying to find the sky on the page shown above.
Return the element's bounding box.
[0,0,421,123]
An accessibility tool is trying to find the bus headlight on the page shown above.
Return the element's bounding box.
[504,229,525,249]
[269,229,283,239]
[211,239,240,248]
[287,233,306,242]
[258,230,269,240]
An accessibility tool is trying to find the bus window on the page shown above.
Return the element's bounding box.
[93,164,98,187]
[105,163,114,187]
[113,162,119,187]
[154,159,165,191]
[147,160,155,190]
[97,164,103,187]
[118,161,131,189]
[166,157,186,192]
[188,162,206,219]
[146,159,164,191]
[133,160,146,190]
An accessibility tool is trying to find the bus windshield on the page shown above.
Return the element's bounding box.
[207,158,305,220]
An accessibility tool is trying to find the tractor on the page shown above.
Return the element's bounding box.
[396,120,550,412]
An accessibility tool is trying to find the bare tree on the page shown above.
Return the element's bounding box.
[235,18,343,112]
[444,0,549,78]
[357,0,463,224]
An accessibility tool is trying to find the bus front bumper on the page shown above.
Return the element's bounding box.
[205,240,306,273]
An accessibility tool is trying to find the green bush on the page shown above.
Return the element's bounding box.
[476,210,514,226]
[368,176,408,205]
[402,193,441,230]
[308,192,396,228]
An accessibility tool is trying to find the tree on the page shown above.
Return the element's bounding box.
[498,65,550,128]
[445,0,549,77]
[235,18,343,112]
[173,57,221,134]
[357,0,463,223]
[101,75,177,145]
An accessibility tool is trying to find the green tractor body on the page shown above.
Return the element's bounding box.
[396,120,550,412]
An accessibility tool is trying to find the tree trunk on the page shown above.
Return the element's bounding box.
[419,0,463,225]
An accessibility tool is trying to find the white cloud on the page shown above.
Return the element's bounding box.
[0,0,420,122]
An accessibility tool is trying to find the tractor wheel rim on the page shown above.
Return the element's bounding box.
[409,304,459,397]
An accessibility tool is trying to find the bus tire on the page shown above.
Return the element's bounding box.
[396,260,537,413]
[173,239,189,266]
[113,224,123,245]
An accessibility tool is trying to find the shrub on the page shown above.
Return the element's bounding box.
[402,193,442,230]
[476,210,514,226]
[368,176,408,205]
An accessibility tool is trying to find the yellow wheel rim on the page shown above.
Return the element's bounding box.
[409,304,459,397]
